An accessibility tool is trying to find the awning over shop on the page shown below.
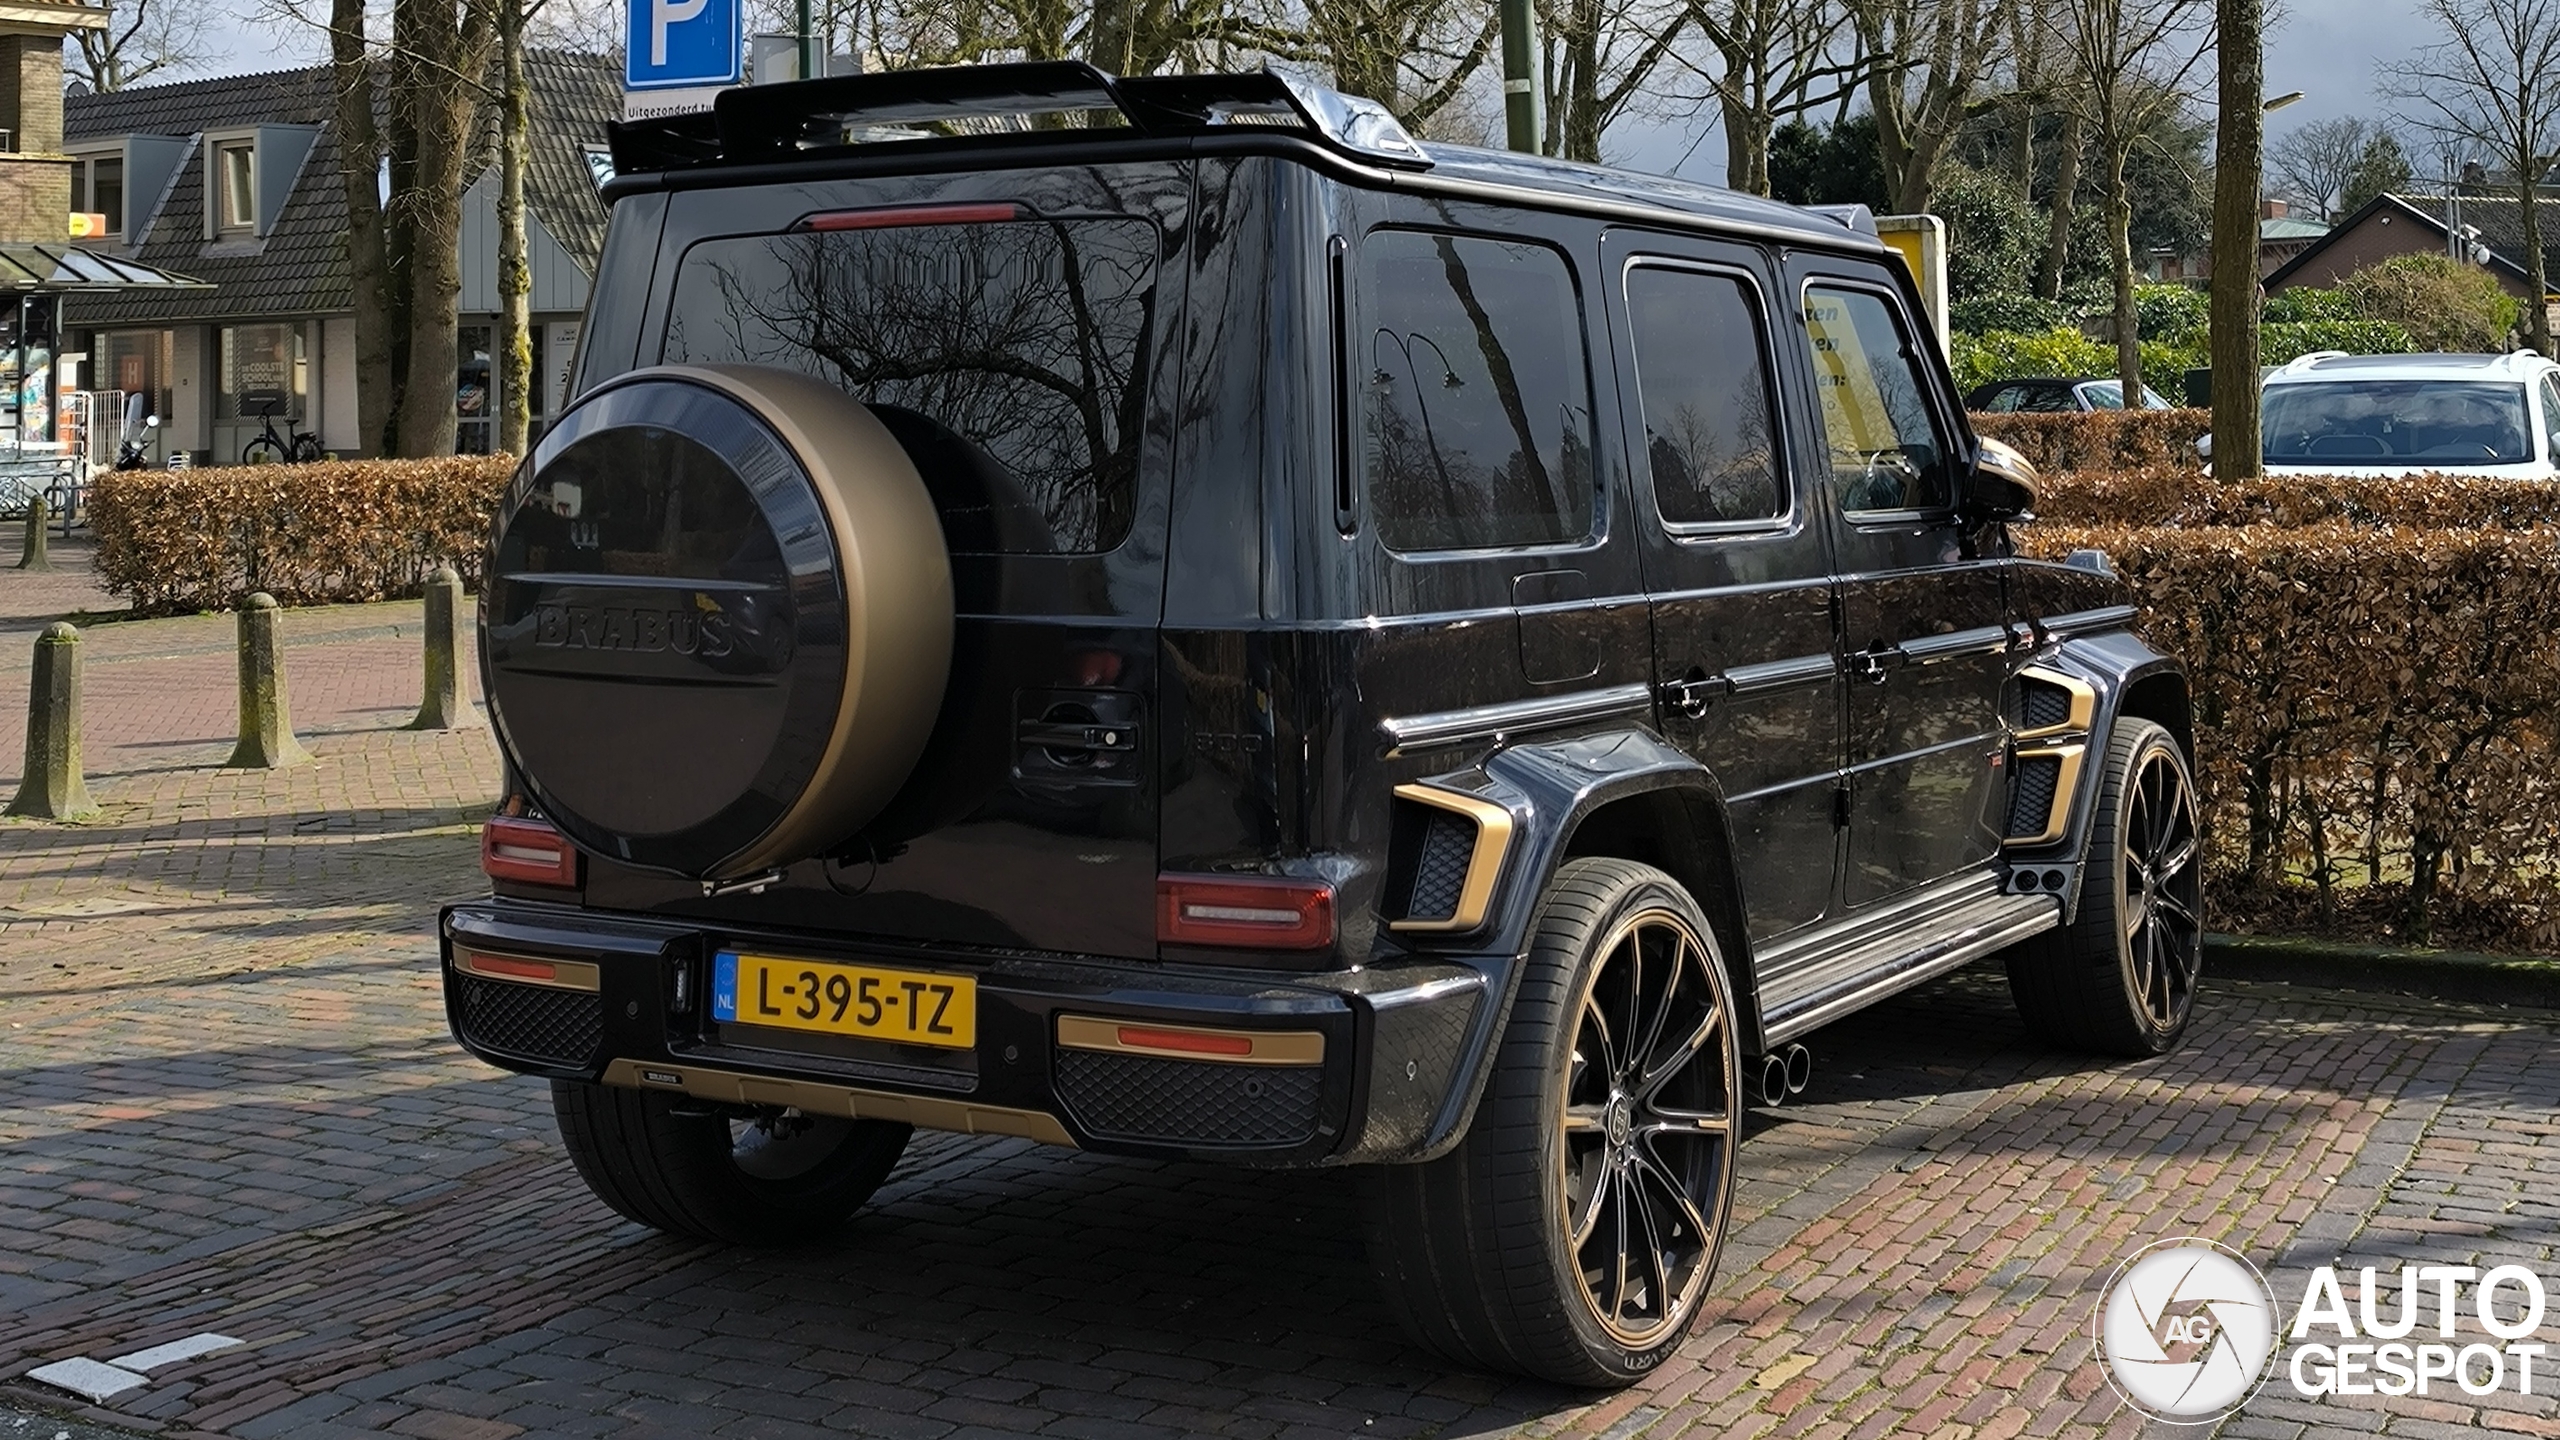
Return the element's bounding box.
[0,244,210,293]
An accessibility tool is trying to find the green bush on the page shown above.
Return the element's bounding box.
[2339,253,2521,352]
[2132,284,2209,344]
[1950,292,2066,335]
[1932,163,2042,303]
[2260,318,2416,364]
[2263,287,2361,324]
[1950,326,2116,392]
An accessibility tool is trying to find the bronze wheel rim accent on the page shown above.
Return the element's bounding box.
[1557,907,1735,1348]
[2123,745,2203,1032]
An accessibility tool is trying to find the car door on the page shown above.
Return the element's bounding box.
[1604,232,1840,942]
[1785,261,2011,911]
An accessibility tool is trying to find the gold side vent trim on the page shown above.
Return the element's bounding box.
[452,948,601,993]
[2014,666,2097,742]
[1389,783,1516,933]
[600,1059,1077,1148]
[2009,744,2087,847]
[1056,1014,1325,1066]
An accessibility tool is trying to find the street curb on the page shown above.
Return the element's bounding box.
[2207,932,2560,1011]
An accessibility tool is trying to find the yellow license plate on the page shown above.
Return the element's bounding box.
[711,952,975,1048]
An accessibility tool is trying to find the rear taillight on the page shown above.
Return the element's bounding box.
[482,816,580,887]
[1156,874,1335,950]
[795,202,1023,232]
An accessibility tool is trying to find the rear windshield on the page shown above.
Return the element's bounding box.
[2262,380,2533,466]
[662,216,1159,553]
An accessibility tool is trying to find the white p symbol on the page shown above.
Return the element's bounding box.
[651,0,710,67]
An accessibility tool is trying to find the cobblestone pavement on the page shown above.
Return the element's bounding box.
[3,571,2559,1440]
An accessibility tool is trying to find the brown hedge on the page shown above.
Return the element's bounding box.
[2021,520,2560,946]
[1973,408,2211,474]
[2033,465,2560,529]
[90,456,514,616]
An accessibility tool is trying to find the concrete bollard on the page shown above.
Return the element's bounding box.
[15,491,48,572]
[409,564,481,730]
[226,592,312,769]
[7,623,97,820]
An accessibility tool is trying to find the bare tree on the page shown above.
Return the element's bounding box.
[2047,0,2212,397]
[1542,0,1686,163]
[2266,115,2375,219]
[1679,0,1876,193]
[2383,0,2560,355]
[2211,0,2263,479]
[1853,0,2012,213]
[390,0,502,457]
[496,0,535,458]
[323,0,396,457]
[69,0,205,90]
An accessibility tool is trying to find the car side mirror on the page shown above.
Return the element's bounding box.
[1965,437,2038,521]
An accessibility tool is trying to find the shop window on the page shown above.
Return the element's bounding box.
[219,324,306,421]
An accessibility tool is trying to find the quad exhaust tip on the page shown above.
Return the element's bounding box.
[1757,1043,1812,1107]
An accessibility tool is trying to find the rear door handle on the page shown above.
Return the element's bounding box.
[1018,721,1138,752]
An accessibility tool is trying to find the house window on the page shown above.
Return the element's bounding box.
[457,324,493,454]
[218,323,305,421]
[582,146,614,191]
[216,140,255,232]
[71,155,124,238]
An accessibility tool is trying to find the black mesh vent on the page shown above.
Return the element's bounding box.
[2019,679,2074,731]
[2008,754,2064,839]
[1408,811,1476,922]
[1055,1050,1322,1147]
[456,974,603,1069]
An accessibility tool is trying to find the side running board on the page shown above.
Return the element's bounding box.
[1753,876,2061,1046]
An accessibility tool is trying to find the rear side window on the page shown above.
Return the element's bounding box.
[660,215,1159,554]
[1361,230,1593,552]
[1625,265,1785,526]
[1802,285,1952,513]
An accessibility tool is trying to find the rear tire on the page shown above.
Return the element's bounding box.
[1363,858,1740,1387]
[2005,718,2203,1056]
[551,1080,912,1244]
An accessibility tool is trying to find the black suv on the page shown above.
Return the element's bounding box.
[445,62,2198,1387]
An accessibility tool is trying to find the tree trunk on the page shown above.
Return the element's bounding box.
[389,0,496,458]
[1721,98,1773,195]
[2107,144,2141,398]
[330,0,392,459]
[497,2,532,459]
[2523,165,2554,355]
[2038,109,2085,301]
[2210,0,2264,478]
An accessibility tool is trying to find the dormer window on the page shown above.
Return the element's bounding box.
[216,138,254,232]
[69,150,123,240]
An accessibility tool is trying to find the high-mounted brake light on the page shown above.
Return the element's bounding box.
[482,816,580,887]
[795,202,1024,233]
[1156,874,1335,950]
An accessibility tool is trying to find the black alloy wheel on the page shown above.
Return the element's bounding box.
[2006,718,2204,1055]
[1364,858,1739,1386]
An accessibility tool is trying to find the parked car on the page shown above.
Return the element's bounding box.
[442,61,2198,1387]
[1966,375,2174,413]
[2233,350,2560,477]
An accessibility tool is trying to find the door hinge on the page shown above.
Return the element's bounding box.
[1832,783,1853,829]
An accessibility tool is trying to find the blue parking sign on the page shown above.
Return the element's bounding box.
[626,0,741,90]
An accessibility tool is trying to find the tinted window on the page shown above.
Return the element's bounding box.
[2542,375,2560,460]
[661,217,1159,554]
[2260,380,2531,465]
[1362,230,1593,551]
[1625,265,1784,525]
[1802,286,1952,512]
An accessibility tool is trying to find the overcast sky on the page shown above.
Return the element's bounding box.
[189,0,2439,186]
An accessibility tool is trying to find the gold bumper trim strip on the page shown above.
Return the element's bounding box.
[599,1059,1077,1148]
[1054,1014,1325,1066]
[452,948,601,993]
[1388,783,1516,933]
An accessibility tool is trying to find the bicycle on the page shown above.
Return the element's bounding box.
[242,398,323,466]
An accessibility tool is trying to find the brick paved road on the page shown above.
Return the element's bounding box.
[3,572,2558,1440]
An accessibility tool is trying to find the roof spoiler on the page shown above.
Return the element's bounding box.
[608,62,1432,178]
[1806,203,1878,235]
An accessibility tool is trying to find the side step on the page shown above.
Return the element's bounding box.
[1754,878,2061,1046]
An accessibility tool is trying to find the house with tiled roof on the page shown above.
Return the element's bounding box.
[60,52,619,463]
[2261,191,2560,335]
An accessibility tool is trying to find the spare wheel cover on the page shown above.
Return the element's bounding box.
[483,364,953,880]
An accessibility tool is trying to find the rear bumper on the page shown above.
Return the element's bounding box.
[440,900,1495,1166]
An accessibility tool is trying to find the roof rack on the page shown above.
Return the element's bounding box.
[608,61,1432,178]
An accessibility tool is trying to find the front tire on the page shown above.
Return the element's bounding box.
[1364,858,1740,1386]
[242,438,283,467]
[551,1080,911,1244]
[2005,718,2203,1055]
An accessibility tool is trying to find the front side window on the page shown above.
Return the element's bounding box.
[1625,265,1784,526]
[1361,229,1593,552]
[2536,375,2560,462]
[663,214,1159,555]
[217,142,254,231]
[2261,379,2532,465]
[1801,285,1952,513]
